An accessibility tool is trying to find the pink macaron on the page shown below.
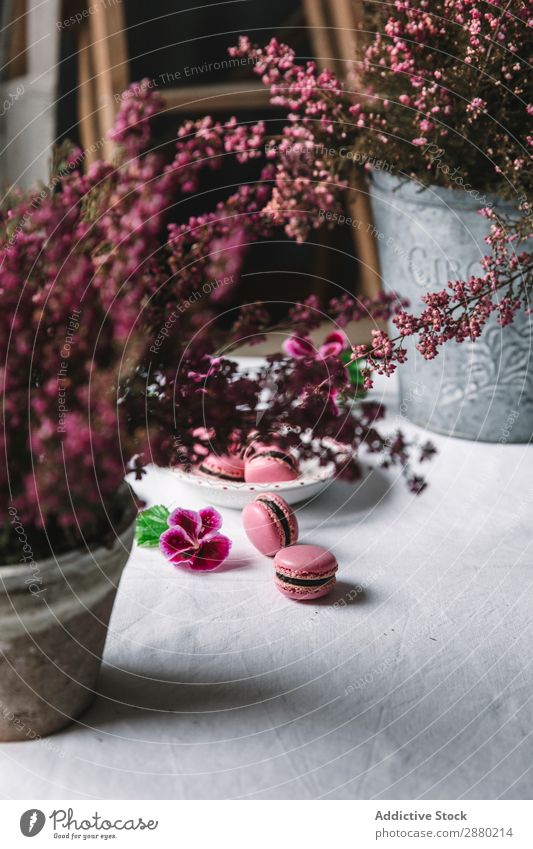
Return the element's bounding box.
[242,493,298,556]
[274,544,338,601]
[244,444,299,484]
[198,453,245,481]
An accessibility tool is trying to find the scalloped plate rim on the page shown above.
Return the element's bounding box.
[172,458,336,507]
[173,459,334,489]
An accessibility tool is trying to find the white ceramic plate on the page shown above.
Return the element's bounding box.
[173,458,335,509]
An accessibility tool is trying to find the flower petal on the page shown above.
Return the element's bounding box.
[282,335,317,359]
[159,527,196,563]
[188,534,232,571]
[319,331,346,358]
[167,508,201,541]
[198,506,223,538]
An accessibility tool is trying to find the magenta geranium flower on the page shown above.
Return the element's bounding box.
[283,330,346,361]
[159,507,231,571]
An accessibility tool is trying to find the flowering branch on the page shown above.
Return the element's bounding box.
[349,212,532,387]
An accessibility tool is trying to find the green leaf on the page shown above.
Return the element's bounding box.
[136,504,170,547]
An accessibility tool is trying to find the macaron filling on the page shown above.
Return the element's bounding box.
[274,544,338,600]
[275,572,333,588]
[256,496,293,546]
[251,450,297,469]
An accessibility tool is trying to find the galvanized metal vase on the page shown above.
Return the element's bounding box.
[369,170,533,442]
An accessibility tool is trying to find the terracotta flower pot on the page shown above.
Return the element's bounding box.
[0,499,136,741]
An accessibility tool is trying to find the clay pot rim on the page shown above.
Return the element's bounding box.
[0,485,138,590]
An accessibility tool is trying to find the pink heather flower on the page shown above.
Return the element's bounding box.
[109,79,164,156]
[207,227,247,300]
[159,507,231,571]
[283,330,346,360]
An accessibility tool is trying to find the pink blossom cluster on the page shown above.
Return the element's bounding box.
[230,37,350,240]
[87,153,181,339]
[109,79,165,156]
[171,115,265,193]
[360,1,532,195]
[161,61,347,248]
[0,164,140,542]
[230,37,345,128]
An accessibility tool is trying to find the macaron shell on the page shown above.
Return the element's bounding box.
[258,494,298,544]
[242,501,285,556]
[274,544,338,602]
[273,544,337,577]
[199,453,245,480]
[244,456,299,483]
[275,577,336,601]
[243,494,299,556]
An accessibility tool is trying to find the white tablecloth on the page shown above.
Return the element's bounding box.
[1,379,532,800]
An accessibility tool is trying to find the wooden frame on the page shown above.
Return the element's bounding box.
[3,0,28,80]
[76,0,128,163]
[302,0,382,297]
[162,82,272,113]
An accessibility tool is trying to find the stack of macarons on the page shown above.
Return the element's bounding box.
[242,491,338,602]
[198,441,300,485]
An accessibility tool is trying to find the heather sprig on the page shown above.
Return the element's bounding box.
[132,316,433,494]
[350,212,533,388]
